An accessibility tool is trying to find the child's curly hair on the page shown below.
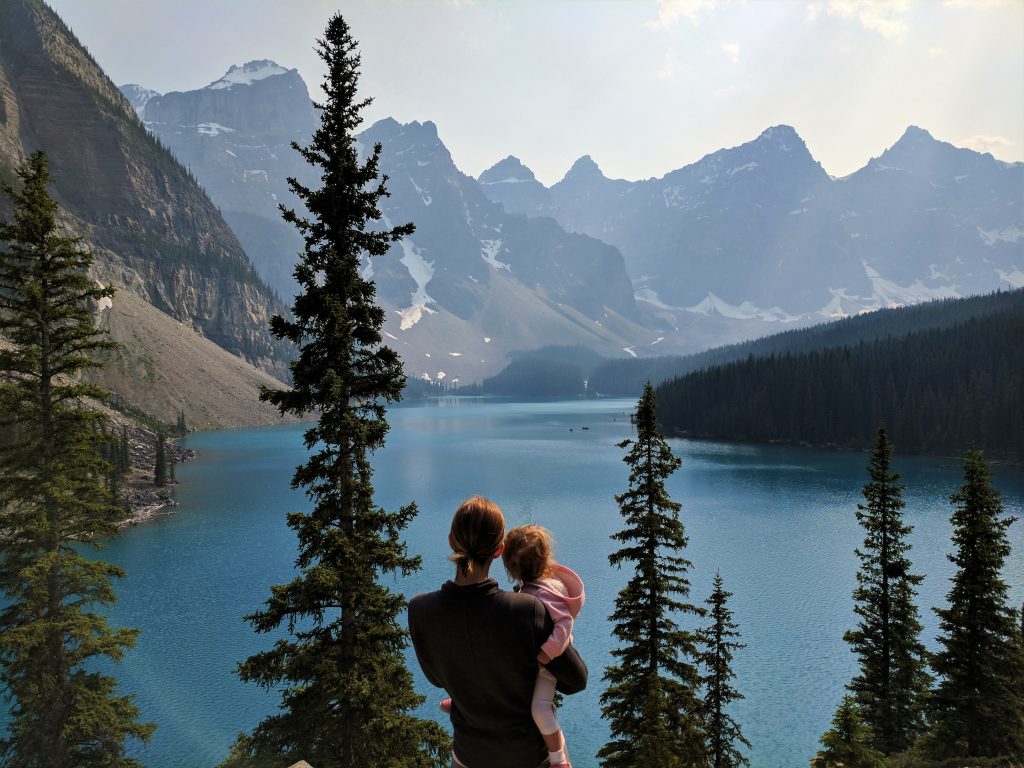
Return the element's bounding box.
[502,524,557,585]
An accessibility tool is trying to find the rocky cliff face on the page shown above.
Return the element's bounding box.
[356,118,659,384]
[0,0,287,378]
[127,61,319,301]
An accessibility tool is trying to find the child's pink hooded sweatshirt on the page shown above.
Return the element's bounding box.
[521,564,585,662]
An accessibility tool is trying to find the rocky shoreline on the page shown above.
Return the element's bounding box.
[100,405,198,527]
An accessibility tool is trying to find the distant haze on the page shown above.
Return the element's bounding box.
[48,0,1024,185]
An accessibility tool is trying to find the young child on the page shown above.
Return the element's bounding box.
[502,524,585,768]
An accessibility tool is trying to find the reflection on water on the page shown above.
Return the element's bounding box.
[82,398,1023,768]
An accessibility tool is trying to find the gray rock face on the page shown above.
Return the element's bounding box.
[361,117,637,325]
[122,61,319,301]
[477,155,563,222]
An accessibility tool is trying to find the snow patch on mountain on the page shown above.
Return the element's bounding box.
[977,225,1024,246]
[862,262,959,306]
[119,84,159,116]
[686,293,801,322]
[197,122,234,137]
[728,161,758,176]
[997,267,1024,288]
[207,60,289,90]
[410,177,432,206]
[634,288,674,309]
[481,240,511,271]
[817,288,879,319]
[358,254,374,281]
[395,236,436,330]
[396,304,436,331]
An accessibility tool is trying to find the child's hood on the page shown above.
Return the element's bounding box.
[535,564,585,618]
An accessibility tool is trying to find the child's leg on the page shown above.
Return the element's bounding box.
[532,668,569,764]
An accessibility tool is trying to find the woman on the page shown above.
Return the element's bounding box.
[408,496,588,768]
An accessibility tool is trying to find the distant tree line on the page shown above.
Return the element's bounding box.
[655,309,1023,461]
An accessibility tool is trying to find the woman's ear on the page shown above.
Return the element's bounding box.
[492,543,504,559]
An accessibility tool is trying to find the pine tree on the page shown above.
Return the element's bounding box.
[120,424,130,473]
[220,14,447,768]
[599,382,706,768]
[697,572,750,768]
[153,427,167,487]
[925,448,1024,760]
[810,697,886,768]
[0,151,155,766]
[842,426,929,753]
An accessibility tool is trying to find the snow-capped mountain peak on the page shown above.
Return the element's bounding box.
[119,83,160,115]
[206,60,291,90]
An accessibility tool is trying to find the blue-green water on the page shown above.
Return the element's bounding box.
[94,398,1022,768]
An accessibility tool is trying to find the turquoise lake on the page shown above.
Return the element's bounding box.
[93,397,1023,768]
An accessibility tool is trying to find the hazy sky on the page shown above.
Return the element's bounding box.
[47,0,1024,185]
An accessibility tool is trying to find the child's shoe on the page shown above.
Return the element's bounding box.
[439,697,452,713]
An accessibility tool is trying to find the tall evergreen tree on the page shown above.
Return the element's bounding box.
[810,697,886,768]
[697,572,750,768]
[153,427,167,487]
[220,14,447,768]
[925,448,1024,760]
[0,151,154,766]
[599,382,706,768]
[842,426,929,753]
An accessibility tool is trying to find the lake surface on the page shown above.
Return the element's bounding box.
[94,398,1023,768]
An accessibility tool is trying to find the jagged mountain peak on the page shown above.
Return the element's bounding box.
[756,124,800,145]
[360,118,453,171]
[478,155,537,184]
[899,124,935,142]
[746,124,818,163]
[364,117,440,141]
[869,124,989,171]
[206,59,293,90]
[560,154,606,183]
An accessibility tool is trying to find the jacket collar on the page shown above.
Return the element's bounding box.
[441,578,500,597]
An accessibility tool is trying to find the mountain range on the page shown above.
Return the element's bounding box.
[122,58,1022,386]
[125,71,685,385]
[483,125,1023,320]
[2,0,1017,414]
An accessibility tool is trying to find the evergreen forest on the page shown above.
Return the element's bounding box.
[655,302,1023,461]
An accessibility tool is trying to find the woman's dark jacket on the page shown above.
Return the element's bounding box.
[408,578,587,768]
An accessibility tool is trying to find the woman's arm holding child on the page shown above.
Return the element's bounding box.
[537,599,574,663]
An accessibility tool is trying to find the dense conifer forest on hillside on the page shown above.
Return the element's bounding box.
[654,304,1024,461]
[590,290,1023,396]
